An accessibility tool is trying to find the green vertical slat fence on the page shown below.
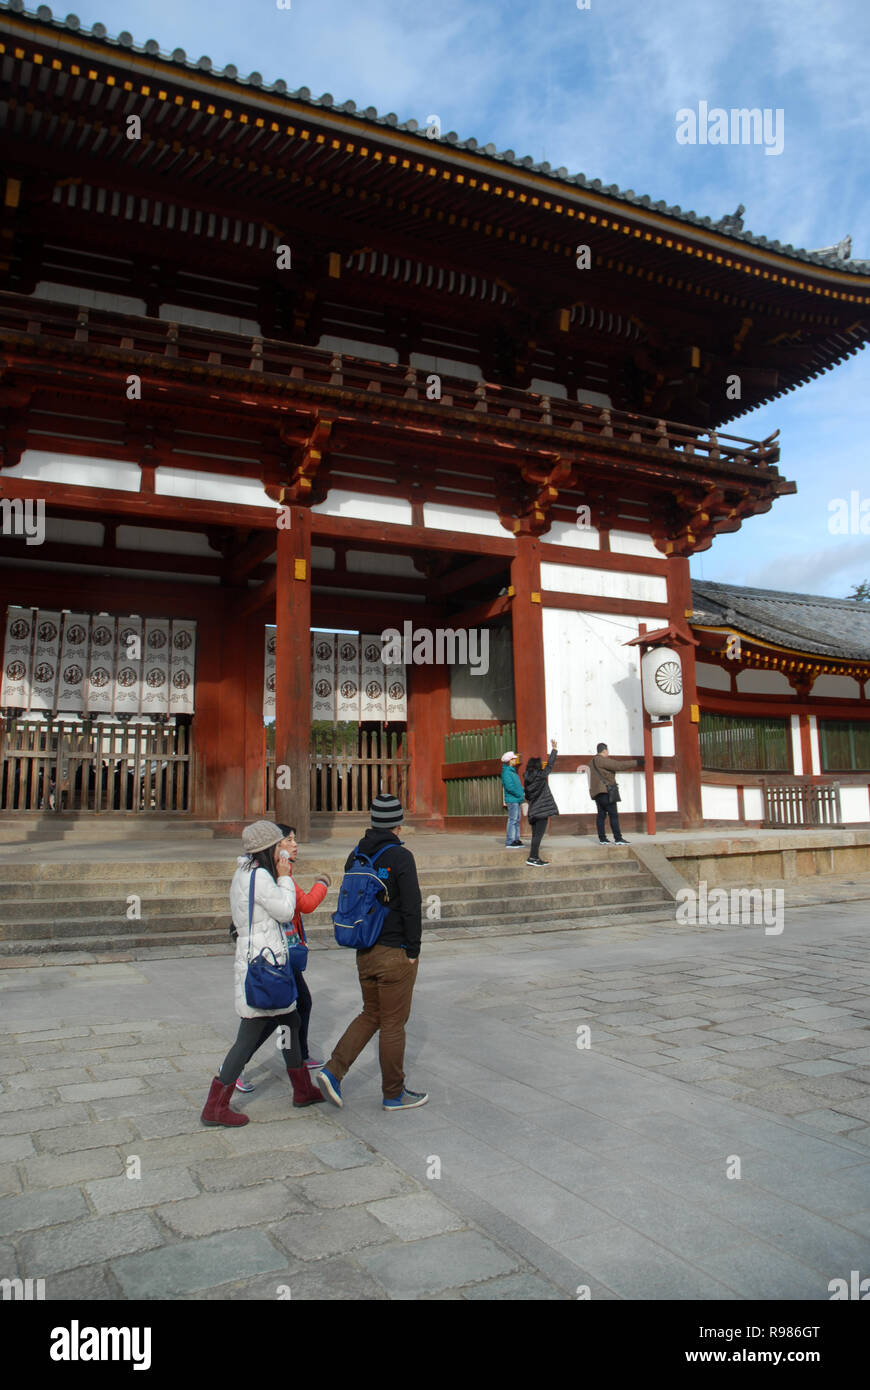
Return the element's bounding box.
[444,722,517,815]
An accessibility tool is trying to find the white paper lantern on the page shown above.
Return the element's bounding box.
[641,646,683,716]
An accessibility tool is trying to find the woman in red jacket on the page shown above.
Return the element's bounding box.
[275,824,331,1105]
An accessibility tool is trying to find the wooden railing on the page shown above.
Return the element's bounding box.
[0,293,780,471]
[266,728,409,814]
[444,722,516,817]
[762,779,842,828]
[0,717,193,814]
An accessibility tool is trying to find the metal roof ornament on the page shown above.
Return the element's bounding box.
[810,235,852,261]
[715,205,746,233]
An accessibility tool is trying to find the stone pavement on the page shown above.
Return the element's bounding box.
[1,899,869,1300]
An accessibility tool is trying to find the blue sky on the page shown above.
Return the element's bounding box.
[69,0,870,597]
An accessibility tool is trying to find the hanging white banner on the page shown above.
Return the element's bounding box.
[86,615,117,713]
[56,613,90,713]
[169,619,197,714]
[335,633,360,721]
[141,618,170,714]
[29,610,63,712]
[263,627,277,720]
[384,664,407,721]
[114,616,144,715]
[360,634,387,720]
[311,632,336,720]
[1,606,35,708]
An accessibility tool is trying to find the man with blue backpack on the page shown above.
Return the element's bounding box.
[317,793,427,1112]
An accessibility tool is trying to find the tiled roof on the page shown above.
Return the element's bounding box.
[691,580,870,660]
[4,1,868,278]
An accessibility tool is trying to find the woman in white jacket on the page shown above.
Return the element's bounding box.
[201,820,306,1128]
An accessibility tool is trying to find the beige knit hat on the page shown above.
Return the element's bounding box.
[241,820,284,854]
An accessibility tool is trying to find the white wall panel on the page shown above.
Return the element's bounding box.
[744,787,764,820]
[529,378,568,398]
[542,520,600,550]
[312,490,412,525]
[542,607,644,753]
[423,503,505,538]
[161,303,261,336]
[540,562,667,604]
[33,282,147,316]
[609,530,661,559]
[702,784,740,819]
[812,674,862,698]
[410,352,481,381]
[44,519,104,546]
[791,714,803,774]
[156,469,274,508]
[809,715,821,775]
[840,786,870,823]
[7,452,141,490]
[320,335,398,363]
[736,669,793,694]
[346,551,421,576]
[696,662,730,691]
[116,526,218,556]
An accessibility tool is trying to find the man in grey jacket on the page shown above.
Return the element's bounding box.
[584,743,638,845]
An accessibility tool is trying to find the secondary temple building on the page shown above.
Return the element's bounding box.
[1,5,869,834]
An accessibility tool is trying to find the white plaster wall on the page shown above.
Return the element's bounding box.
[156,469,274,508]
[791,714,803,774]
[529,378,568,399]
[577,388,612,408]
[736,669,794,694]
[609,530,662,559]
[840,785,870,823]
[410,353,482,381]
[743,787,764,820]
[6,451,141,490]
[44,518,104,546]
[160,303,261,337]
[320,335,398,364]
[541,520,600,550]
[808,714,821,775]
[116,526,218,556]
[542,607,644,752]
[423,503,505,538]
[652,722,675,757]
[696,662,730,691]
[346,551,421,576]
[311,546,335,570]
[812,674,862,698]
[540,562,667,605]
[702,784,740,819]
[312,490,412,525]
[32,282,147,316]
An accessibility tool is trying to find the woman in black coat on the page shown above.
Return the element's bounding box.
[523,739,558,865]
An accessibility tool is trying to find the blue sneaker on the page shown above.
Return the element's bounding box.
[317,1067,343,1107]
[235,1073,255,1093]
[383,1088,428,1111]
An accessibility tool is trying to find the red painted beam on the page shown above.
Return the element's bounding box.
[540,591,670,618]
[0,475,278,530]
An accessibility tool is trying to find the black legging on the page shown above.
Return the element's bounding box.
[595,793,623,841]
[294,968,312,1060]
[219,1010,301,1085]
[529,816,549,859]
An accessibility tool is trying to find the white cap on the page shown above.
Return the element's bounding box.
[501,751,518,763]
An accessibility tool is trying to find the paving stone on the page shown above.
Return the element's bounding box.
[57,1079,147,1102]
[43,1262,121,1301]
[7,1068,90,1089]
[781,1060,855,1077]
[298,1165,415,1208]
[461,1273,566,1299]
[85,1060,169,1080]
[156,1183,304,1237]
[112,1229,287,1299]
[366,1193,466,1241]
[0,1186,87,1236]
[0,1166,21,1197]
[0,1240,18,1277]
[793,1075,870,1102]
[784,1109,861,1133]
[219,1117,335,1153]
[829,1094,870,1123]
[265,1255,389,1301]
[357,1231,521,1296]
[18,1211,163,1276]
[132,1109,204,1140]
[181,1267,303,1301]
[0,1089,55,1115]
[273,1207,393,1260]
[90,1092,197,1121]
[36,1119,137,1155]
[307,1139,379,1170]
[557,1225,739,1300]
[193,1148,325,1192]
[13,1027,92,1045]
[85,1167,200,1215]
[0,1102,93,1139]
[0,1134,35,1162]
[19,1147,123,1190]
[118,1131,231,1171]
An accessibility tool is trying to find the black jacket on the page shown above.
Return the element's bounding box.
[523,748,559,819]
[345,828,422,958]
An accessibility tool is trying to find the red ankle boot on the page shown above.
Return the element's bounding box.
[287,1066,325,1107]
[201,1076,250,1127]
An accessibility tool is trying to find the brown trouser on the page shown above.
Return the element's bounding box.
[327,943,419,1100]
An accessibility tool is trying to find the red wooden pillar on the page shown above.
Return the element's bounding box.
[244,617,267,820]
[217,595,248,822]
[510,535,548,762]
[192,604,223,819]
[274,509,311,837]
[407,659,450,827]
[666,556,703,828]
[798,712,813,776]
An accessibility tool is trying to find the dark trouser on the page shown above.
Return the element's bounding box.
[218,1010,301,1085]
[595,793,622,841]
[529,816,549,859]
[327,943,419,1100]
[293,967,312,1060]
